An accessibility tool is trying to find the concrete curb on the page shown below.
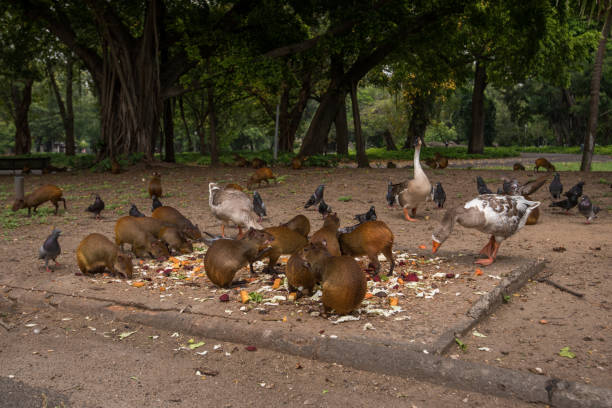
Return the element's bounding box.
[3,284,611,408]
[432,259,547,354]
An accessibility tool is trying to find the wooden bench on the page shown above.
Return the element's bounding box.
[0,156,52,174]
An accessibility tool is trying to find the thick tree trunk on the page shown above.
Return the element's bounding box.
[47,56,76,156]
[299,88,345,156]
[163,98,175,162]
[403,93,433,149]
[11,79,34,155]
[581,4,612,171]
[208,85,219,165]
[178,96,193,152]
[468,61,488,154]
[335,95,349,155]
[350,81,369,168]
[383,129,397,150]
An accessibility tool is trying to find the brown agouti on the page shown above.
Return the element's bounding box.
[310,212,341,256]
[12,184,66,216]
[152,206,202,240]
[286,252,320,296]
[76,233,133,278]
[424,158,438,169]
[233,154,250,167]
[124,215,192,254]
[338,220,394,276]
[225,183,244,191]
[148,172,162,197]
[256,226,308,273]
[534,158,555,172]
[291,156,306,170]
[159,226,193,254]
[434,153,449,169]
[300,242,366,315]
[525,195,539,225]
[251,158,267,169]
[513,162,526,171]
[246,167,276,190]
[111,159,121,174]
[204,228,274,287]
[282,214,310,238]
[114,216,170,259]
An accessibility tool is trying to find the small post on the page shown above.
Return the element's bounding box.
[15,175,24,200]
[273,102,280,160]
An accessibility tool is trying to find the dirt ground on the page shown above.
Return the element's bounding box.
[1,159,611,398]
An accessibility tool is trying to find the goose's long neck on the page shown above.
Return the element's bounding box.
[413,143,425,180]
[433,207,457,244]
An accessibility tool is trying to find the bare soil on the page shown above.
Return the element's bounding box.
[1,162,611,397]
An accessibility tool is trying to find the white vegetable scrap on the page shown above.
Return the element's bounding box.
[363,323,375,331]
[331,315,360,324]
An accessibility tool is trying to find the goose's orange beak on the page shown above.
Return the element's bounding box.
[432,241,441,253]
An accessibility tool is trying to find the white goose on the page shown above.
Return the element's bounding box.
[432,194,540,265]
[398,138,431,221]
[208,183,262,237]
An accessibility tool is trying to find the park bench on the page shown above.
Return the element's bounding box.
[0,156,51,174]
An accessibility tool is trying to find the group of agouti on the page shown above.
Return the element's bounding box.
[204,212,394,315]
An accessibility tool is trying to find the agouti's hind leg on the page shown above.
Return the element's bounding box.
[382,245,394,276]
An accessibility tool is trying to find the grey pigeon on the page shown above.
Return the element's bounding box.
[476,176,492,195]
[550,194,579,213]
[386,181,396,207]
[318,199,332,217]
[355,206,376,223]
[151,195,163,212]
[253,191,266,221]
[129,204,145,217]
[305,185,324,208]
[578,195,600,224]
[564,181,585,200]
[39,228,61,272]
[549,173,563,199]
[433,182,446,208]
[86,194,105,219]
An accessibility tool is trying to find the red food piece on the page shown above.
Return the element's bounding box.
[398,260,406,267]
[372,275,381,283]
[392,284,399,290]
[219,294,230,302]
[245,346,257,351]
[406,273,419,282]
[446,273,455,279]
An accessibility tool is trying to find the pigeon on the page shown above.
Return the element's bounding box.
[151,195,163,212]
[549,194,579,213]
[85,194,105,219]
[253,191,266,221]
[549,173,563,199]
[578,195,600,224]
[502,179,520,196]
[354,206,376,223]
[129,204,146,217]
[318,199,332,217]
[304,184,324,208]
[39,228,61,272]
[476,176,492,195]
[386,181,396,207]
[202,231,224,247]
[433,182,446,208]
[501,175,548,196]
[564,181,585,200]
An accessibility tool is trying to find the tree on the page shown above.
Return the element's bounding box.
[47,53,75,155]
[582,1,612,170]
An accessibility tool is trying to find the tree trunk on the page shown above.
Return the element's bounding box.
[468,61,488,154]
[383,129,397,150]
[163,98,175,162]
[47,55,76,156]
[299,88,346,155]
[581,4,612,171]
[350,81,369,168]
[208,85,219,165]
[335,95,349,155]
[11,79,34,155]
[178,96,193,152]
[403,93,433,149]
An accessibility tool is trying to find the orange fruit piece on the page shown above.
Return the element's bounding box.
[132,282,146,288]
[475,269,483,276]
[240,290,249,304]
[397,278,404,285]
[419,245,426,249]
[272,278,281,289]
[364,293,374,299]
[389,297,399,306]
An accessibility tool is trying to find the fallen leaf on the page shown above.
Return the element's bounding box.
[189,341,205,350]
[559,347,576,359]
[472,331,487,338]
[119,331,137,340]
[455,338,467,351]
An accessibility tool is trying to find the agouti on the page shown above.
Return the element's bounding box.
[282,214,310,238]
[424,158,438,169]
[338,220,394,276]
[152,206,202,240]
[76,233,133,278]
[114,216,170,259]
[291,156,306,170]
[525,195,539,225]
[12,184,66,216]
[257,226,308,273]
[286,252,320,296]
[300,242,366,315]
[124,215,192,254]
[434,153,449,169]
[204,228,274,287]
[225,183,244,191]
[148,172,162,198]
[513,162,526,171]
[246,167,276,190]
[534,158,555,172]
[234,154,250,167]
[111,159,121,174]
[251,158,267,169]
[310,212,341,256]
